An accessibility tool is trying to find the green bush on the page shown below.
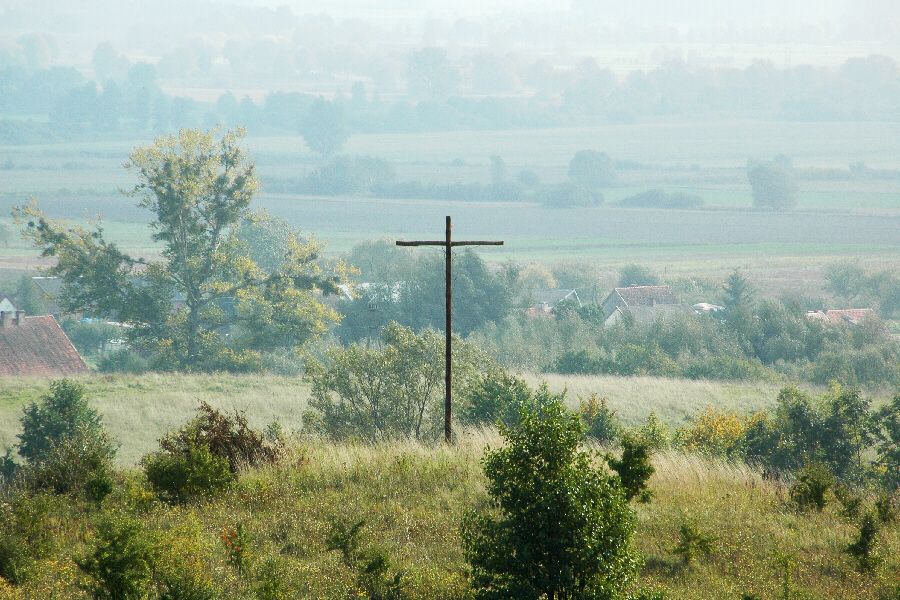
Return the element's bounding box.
[875,395,900,490]
[76,515,155,600]
[607,435,655,503]
[17,379,104,463]
[461,398,638,599]
[460,370,535,428]
[634,412,671,450]
[578,394,623,444]
[790,463,834,512]
[20,426,117,499]
[306,323,489,441]
[672,522,715,565]
[325,518,404,600]
[0,494,56,584]
[846,511,881,572]
[460,371,563,430]
[158,402,281,473]
[143,443,233,504]
[97,349,151,374]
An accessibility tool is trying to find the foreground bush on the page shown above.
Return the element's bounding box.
[142,403,280,503]
[0,494,56,584]
[461,399,638,599]
[3,380,116,499]
[76,515,154,600]
[17,380,104,463]
[306,323,490,441]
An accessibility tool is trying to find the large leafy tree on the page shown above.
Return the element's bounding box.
[461,399,638,600]
[747,155,799,210]
[17,129,342,370]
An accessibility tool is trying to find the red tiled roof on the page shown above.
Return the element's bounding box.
[0,315,89,376]
[614,285,679,307]
[824,309,877,325]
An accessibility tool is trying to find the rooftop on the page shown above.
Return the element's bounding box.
[0,313,89,376]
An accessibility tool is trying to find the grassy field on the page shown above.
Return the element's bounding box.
[1,439,897,599]
[0,372,795,465]
[1,119,898,300]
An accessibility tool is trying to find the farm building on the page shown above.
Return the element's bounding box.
[600,284,689,326]
[0,292,15,313]
[806,308,877,326]
[0,310,89,376]
[527,289,581,318]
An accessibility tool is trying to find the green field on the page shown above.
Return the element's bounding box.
[0,372,797,465]
[2,119,898,298]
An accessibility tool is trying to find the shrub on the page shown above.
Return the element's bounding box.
[18,379,103,463]
[306,323,489,441]
[790,463,834,511]
[676,407,747,457]
[143,443,233,504]
[76,515,154,600]
[552,349,607,375]
[461,399,638,599]
[578,394,622,444]
[325,518,404,600]
[875,492,898,524]
[97,349,151,374]
[254,556,291,600]
[460,370,535,428]
[673,522,715,565]
[20,426,116,499]
[0,494,55,584]
[162,402,281,473]
[834,485,863,520]
[634,412,671,450]
[0,448,17,486]
[846,511,881,572]
[606,435,655,503]
[875,395,900,490]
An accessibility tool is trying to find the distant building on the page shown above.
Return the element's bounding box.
[527,289,581,318]
[0,310,89,376]
[0,292,15,314]
[600,284,688,326]
[806,308,877,326]
[692,302,725,315]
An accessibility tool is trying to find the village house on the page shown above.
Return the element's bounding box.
[0,310,88,376]
[0,291,15,314]
[600,284,691,327]
[806,308,878,326]
[526,289,581,318]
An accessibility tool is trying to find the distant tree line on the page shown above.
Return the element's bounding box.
[3,53,900,145]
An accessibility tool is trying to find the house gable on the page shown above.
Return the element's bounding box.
[0,313,89,376]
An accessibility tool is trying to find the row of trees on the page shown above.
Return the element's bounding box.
[4,53,900,145]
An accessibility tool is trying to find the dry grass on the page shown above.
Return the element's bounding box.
[0,372,792,465]
[529,373,787,425]
[1,439,896,599]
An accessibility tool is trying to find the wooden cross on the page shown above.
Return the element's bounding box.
[397,216,504,443]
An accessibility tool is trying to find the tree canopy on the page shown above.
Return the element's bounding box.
[747,156,799,210]
[16,128,344,371]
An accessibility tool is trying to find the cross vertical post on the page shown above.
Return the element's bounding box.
[444,215,452,443]
[397,216,504,443]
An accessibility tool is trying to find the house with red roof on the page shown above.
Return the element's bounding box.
[0,310,89,376]
[806,308,878,326]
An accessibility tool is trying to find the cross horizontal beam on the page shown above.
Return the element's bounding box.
[395,216,505,444]
[396,240,505,247]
